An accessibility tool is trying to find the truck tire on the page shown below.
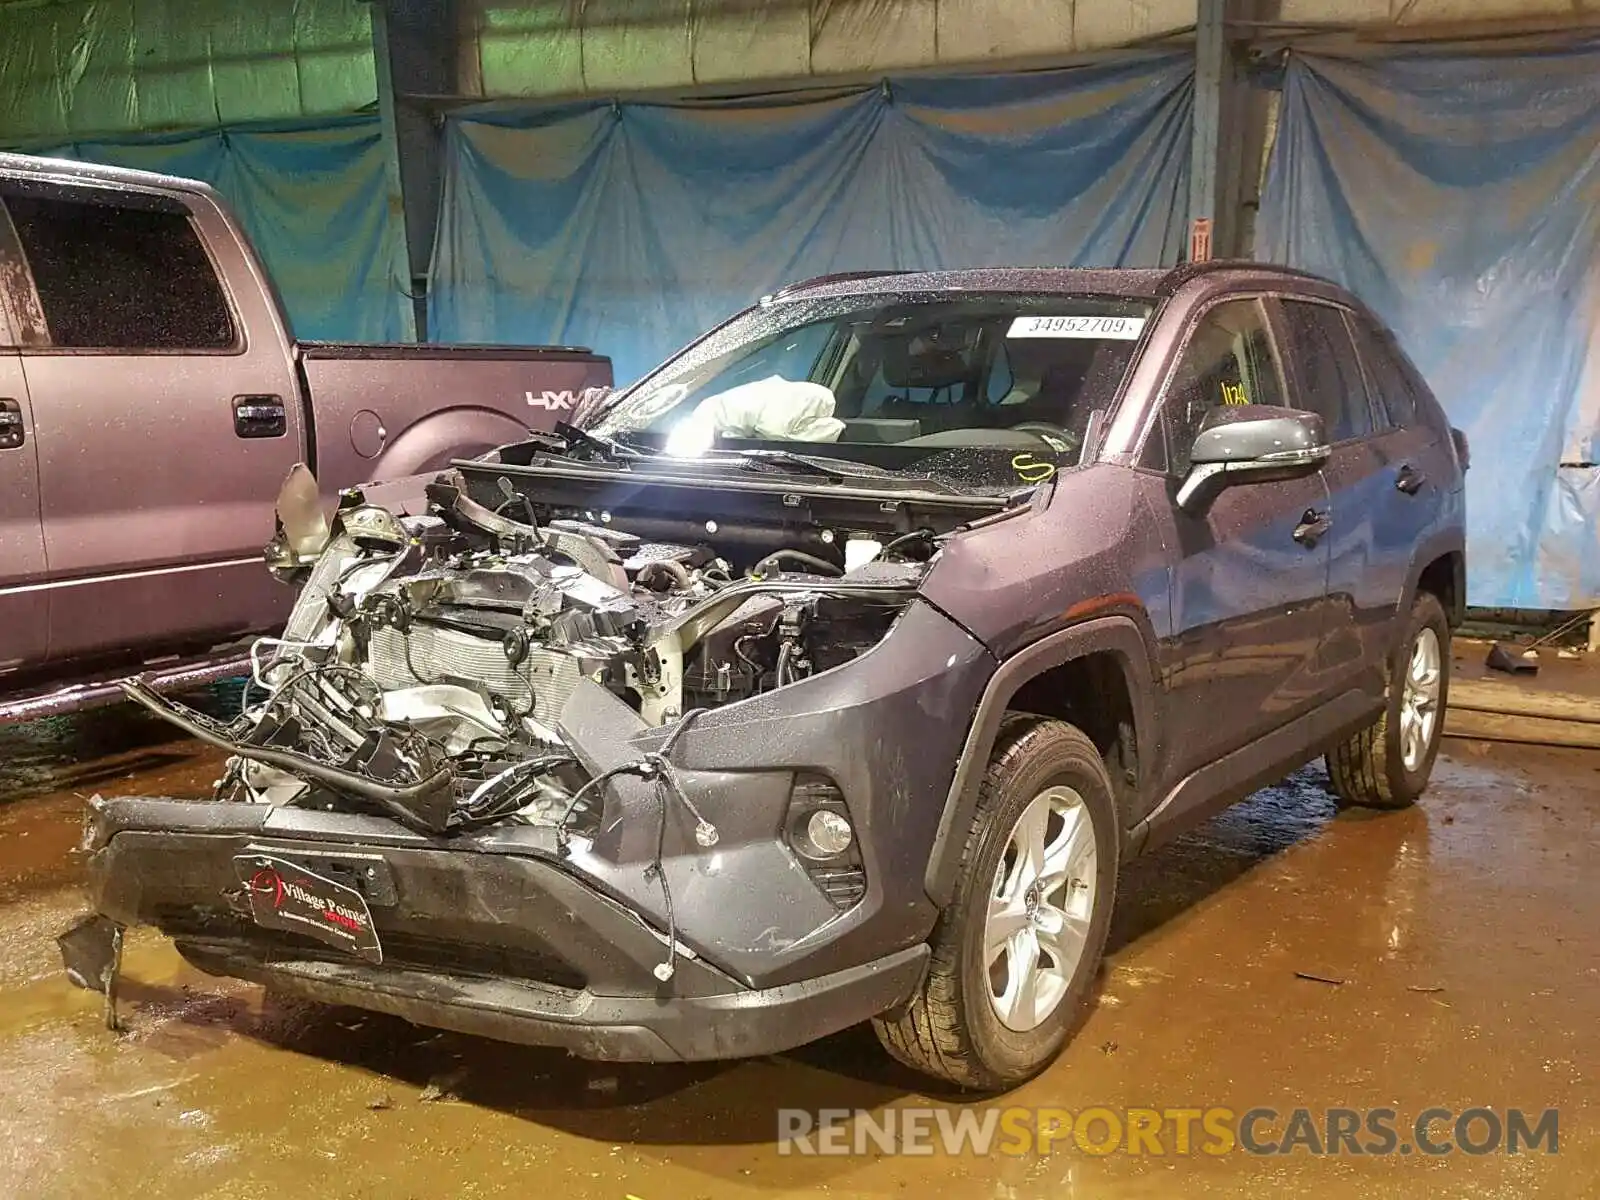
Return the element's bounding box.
[1326,591,1450,810]
[874,715,1118,1092]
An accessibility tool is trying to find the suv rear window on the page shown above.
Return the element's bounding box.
[4,192,234,351]
[1347,308,1419,428]
[1279,300,1374,443]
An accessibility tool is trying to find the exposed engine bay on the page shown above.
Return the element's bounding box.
[119,444,974,842]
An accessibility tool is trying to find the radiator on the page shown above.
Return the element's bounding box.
[367,623,583,729]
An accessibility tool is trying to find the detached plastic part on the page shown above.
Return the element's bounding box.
[57,913,124,1031]
[275,463,332,559]
[1485,641,1539,675]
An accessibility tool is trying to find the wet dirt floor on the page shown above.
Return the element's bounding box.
[0,689,1596,1199]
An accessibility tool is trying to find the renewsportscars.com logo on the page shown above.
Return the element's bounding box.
[776,1106,1559,1158]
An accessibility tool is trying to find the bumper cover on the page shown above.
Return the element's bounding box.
[79,801,928,1062]
[174,941,927,1062]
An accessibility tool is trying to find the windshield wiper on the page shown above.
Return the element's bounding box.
[733,449,853,481]
[731,449,978,496]
[551,422,644,464]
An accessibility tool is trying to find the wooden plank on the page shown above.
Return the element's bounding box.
[1444,708,1600,751]
[1449,679,1600,726]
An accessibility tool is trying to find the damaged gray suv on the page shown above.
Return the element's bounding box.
[61,263,1468,1091]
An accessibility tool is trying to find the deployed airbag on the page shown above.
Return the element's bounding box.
[678,376,845,444]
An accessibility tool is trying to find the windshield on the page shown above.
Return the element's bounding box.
[592,292,1152,488]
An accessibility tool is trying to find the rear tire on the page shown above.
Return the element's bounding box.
[874,715,1118,1092]
[1326,591,1450,810]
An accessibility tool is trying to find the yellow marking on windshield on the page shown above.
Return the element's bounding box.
[1012,454,1057,484]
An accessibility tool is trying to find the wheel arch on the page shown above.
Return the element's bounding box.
[1403,530,1466,629]
[1414,548,1465,629]
[368,408,531,481]
[923,613,1162,906]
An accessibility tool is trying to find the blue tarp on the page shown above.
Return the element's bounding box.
[429,54,1194,385]
[32,115,405,343]
[1260,45,1600,610]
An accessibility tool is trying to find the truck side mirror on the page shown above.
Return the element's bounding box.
[1176,407,1330,513]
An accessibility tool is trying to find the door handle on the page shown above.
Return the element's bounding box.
[1293,507,1331,548]
[233,395,286,438]
[1395,463,1426,495]
[0,399,23,450]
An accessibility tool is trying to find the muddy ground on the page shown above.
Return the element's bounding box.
[0,687,1595,1199]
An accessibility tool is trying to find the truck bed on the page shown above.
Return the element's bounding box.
[296,341,612,495]
[298,341,602,362]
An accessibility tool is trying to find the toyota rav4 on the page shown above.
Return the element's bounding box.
[61,262,1467,1092]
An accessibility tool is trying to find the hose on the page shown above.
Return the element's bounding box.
[752,549,843,577]
[635,559,693,591]
[881,528,935,559]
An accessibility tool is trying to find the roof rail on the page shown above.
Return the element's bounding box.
[768,270,916,301]
[1156,258,1324,296]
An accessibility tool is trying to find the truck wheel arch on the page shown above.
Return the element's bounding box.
[368,408,533,481]
[923,614,1161,906]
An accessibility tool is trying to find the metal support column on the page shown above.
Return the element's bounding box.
[1188,0,1227,263]
[370,0,459,341]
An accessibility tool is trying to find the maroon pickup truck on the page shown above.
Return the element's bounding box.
[0,152,611,723]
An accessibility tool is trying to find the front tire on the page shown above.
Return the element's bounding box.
[1326,591,1450,810]
[874,716,1118,1092]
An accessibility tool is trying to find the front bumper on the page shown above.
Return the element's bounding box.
[77,799,928,1062]
[173,943,926,1062]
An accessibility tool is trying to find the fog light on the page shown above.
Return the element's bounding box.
[786,773,866,909]
[806,809,854,856]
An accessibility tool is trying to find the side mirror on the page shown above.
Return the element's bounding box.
[1176,406,1330,513]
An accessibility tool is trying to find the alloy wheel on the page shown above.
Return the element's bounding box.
[984,785,1098,1032]
[1400,626,1443,772]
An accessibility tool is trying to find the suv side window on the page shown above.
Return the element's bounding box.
[2,191,234,351]
[1278,299,1374,443]
[1153,297,1285,475]
[1346,308,1419,428]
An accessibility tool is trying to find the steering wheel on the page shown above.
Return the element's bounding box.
[1010,421,1079,457]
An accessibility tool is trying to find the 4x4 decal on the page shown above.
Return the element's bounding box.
[527,389,577,411]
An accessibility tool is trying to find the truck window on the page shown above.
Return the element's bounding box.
[3,193,234,351]
[1154,297,1285,475]
[1279,300,1373,443]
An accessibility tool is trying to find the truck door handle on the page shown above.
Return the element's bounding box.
[233,395,286,438]
[1293,507,1331,548]
[1395,463,1426,495]
[0,399,23,450]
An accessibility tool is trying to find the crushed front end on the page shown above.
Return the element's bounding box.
[64,449,1001,1060]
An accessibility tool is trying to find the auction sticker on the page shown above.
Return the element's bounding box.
[1008,315,1147,340]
